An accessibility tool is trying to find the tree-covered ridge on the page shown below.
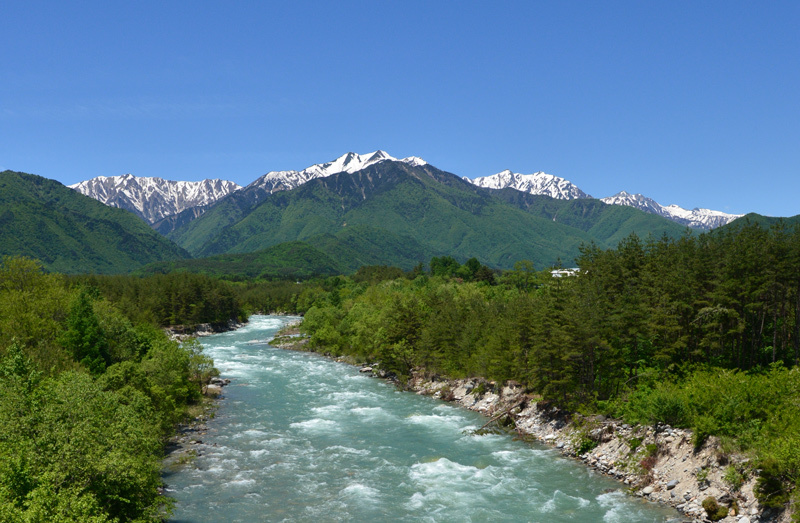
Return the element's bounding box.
[0,257,242,521]
[167,161,687,269]
[298,220,800,510]
[136,241,343,280]
[0,170,189,274]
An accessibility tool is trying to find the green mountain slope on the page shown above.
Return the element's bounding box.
[718,212,800,231]
[139,225,428,280]
[169,161,687,270]
[0,170,188,274]
[171,162,600,269]
[495,189,689,245]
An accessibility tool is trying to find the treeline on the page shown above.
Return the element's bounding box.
[0,257,224,521]
[298,221,800,510]
[72,272,246,327]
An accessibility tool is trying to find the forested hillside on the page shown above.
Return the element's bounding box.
[0,171,188,274]
[298,220,800,511]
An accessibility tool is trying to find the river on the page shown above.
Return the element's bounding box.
[165,315,680,522]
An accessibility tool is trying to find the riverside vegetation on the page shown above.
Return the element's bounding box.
[296,221,800,520]
[0,257,251,522]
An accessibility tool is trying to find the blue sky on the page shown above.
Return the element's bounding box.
[1,1,798,216]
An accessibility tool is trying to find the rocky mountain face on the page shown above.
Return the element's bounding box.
[69,175,241,224]
[464,171,740,230]
[468,170,591,200]
[600,191,742,230]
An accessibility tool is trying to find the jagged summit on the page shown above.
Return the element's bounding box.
[467,170,591,200]
[69,175,241,224]
[466,171,740,230]
[248,151,428,193]
[601,191,664,215]
[601,191,742,229]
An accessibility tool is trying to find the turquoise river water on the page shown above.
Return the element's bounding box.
[165,315,681,522]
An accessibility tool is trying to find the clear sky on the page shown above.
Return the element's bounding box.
[1,1,798,217]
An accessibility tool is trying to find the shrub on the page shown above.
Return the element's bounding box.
[470,382,487,396]
[754,465,791,509]
[701,497,728,521]
[577,436,598,455]
[696,467,709,483]
[723,464,747,491]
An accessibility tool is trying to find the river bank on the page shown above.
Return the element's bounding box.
[162,322,240,470]
[168,315,683,522]
[270,329,786,523]
[407,373,782,523]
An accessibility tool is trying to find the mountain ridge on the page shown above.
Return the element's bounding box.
[466,170,741,230]
[70,151,742,231]
[0,170,188,274]
[69,174,241,224]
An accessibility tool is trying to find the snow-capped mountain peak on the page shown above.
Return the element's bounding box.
[601,191,742,229]
[600,191,664,215]
[467,169,740,230]
[248,151,428,193]
[69,175,241,224]
[467,170,591,200]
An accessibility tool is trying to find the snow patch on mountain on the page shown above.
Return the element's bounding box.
[248,151,427,193]
[467,170,591,200]
[69,175,241,224]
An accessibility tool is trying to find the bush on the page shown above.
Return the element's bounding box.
[577,435,598,455]
[723,464,747,491]
[702,497,728,521]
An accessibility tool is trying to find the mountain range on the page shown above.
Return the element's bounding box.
[467,170,741,230]
[159,157,690,270]
[69,174,241,224]
[3,151,767,276]
[71,151,741,231]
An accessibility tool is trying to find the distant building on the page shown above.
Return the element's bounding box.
[551,268,579,278]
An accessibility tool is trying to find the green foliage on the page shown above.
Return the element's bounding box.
[696,467,709,483]
[723,464,747,491]
[60,289,111,374]
[72,272,246,327]
[0,365,171,521]
[702,497,729,521]
[576,436,599,455]
[138,240,342,281]
[628,437,642,454]
[0,256,230,520]
[0,170,187,274]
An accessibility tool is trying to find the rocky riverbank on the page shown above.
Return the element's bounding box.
[267,327,789,522]
[165,319,246,341]
[162,376,232,472]
[404,373,787,523]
